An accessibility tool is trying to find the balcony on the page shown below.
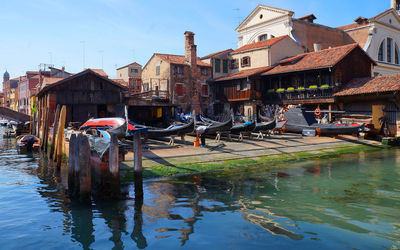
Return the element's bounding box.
[131,90,169,102]
[264,86,334,104]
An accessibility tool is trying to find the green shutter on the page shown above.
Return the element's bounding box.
[223,60,228,73]
[215,59,221,73]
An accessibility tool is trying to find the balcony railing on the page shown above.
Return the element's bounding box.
[264,86,334,102]
[131,90,169,101]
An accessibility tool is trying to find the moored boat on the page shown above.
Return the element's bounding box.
[80,117,135,137]
[204,117,233,134]
[17,135,40,152]
[253,118,276,133]
[231,120,256,134]
[147,119,194,138]
[284,107,364,135]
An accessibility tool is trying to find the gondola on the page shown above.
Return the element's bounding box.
[204,117,233,134]
[0,120,8,126]
[253,118,276,133]
[17,135,40,152]
[147,119,194,138]
[80,117,135,137]
[230,120,256,134]
[283,107,364,135]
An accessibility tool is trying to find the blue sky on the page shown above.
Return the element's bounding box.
[0,0,390,88]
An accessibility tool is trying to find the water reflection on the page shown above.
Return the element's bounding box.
[1,126,399,249]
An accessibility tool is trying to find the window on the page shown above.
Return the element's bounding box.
[387,38,393,63]
[222,60,228,73]
[241,56,251,67]
[201,83,209,96]
[176,83,183,96]
[131,68,138,73]
[395,43,399,65]
[240,80,248,90]
[176,65,184,74]
[201,67,208,76]
[230,59,238,69]
[259,34,268,41]
[214,59,221,73]
[156,65,160,76]
[143,83,149,92]
[378,40,385,61]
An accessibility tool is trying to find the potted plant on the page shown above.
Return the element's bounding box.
[308,85,318,89]
[286,87,295,92]
[320,84,330,89]
[297,86,305,91]
[267,89,275,93]
[276,88,285,93]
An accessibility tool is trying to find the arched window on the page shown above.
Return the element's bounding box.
[259,34,268,41]
[395,43,400,65]
[378,40,385,61]
[387,38,393,63]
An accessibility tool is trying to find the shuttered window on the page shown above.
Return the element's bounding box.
[176,83,183,96]
[215,59,221,73]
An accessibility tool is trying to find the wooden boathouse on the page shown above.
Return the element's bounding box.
[36,69,128,126]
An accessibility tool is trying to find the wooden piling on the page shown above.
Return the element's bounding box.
[78,134,91,201]
[109,132,120,199]
[109,133,119,176]
[133,132,143,199]
[54,105,67,167]
[32,113,36,136]
[42,107,49,151]
[68,133,77,196]
[49,105,60,159]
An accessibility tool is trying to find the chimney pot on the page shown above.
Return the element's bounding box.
[313,43,322,52]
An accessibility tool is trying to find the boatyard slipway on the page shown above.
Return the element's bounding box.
[121,134,385,178]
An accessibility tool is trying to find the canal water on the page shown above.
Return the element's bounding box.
[0,126,399,249]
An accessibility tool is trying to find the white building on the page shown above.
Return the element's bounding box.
[338,0,400,75]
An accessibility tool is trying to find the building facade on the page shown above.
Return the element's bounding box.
[116,62,142,93]
[337,2,400,75]
[141,31,212,114]
[236,5,354,52]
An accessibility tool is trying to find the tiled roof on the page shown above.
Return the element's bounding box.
[111,79,128,87]
[90,69,108,77]
[200,49,233,60]
[334,74,400,96]
[231,36,287,54]
[336,22,369,30]
[214,66,273,82]
[262,43,370,75]
[116,62,142,70]
[297,14,316,21]
[155,53,211,67]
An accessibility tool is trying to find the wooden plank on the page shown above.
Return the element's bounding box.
[42,107,49,151]
[133,132,143,198]
[68,133,76,196]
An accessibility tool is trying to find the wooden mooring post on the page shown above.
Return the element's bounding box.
[54,105,66,167]
[49,105,60,159]
[42,107,49,151]
[68,133,91,202]
[133,132,143,199]
[108,132,120,199]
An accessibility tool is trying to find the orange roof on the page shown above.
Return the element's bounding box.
[112,79,128,87]
[201,49,233,60]
[155,53,211,67]
[90,69,108,77]
[262,44,372,75]
[297,14,316,21]
[116,62,142,70]
[215,66,273,82]
[336,22,369,30]
[334,74,400,96]
[232,36,288,54]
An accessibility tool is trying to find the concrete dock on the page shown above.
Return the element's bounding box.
[122,133,382,172]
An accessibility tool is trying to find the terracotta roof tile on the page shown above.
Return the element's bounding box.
[215,66,273,82]
[200,49,233,60]
[297,14,316,21]
[232,35,288,54]
[112,79,128,87]
[336,22,369,30]
[156,53,211,67]
[90,69,108,77]
[262,44,368,75]
[334,74,400,96]
[116,62,142,70]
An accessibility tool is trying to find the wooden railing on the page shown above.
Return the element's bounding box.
[131,90,169,101]
[265,87,334,102]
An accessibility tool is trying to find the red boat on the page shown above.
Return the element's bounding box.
[80,118,135,137]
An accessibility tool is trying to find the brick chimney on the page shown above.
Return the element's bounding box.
[184,31,197,68]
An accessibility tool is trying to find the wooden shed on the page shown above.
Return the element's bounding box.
[37,69,128,125]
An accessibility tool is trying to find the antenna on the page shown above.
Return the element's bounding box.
[233,8,242,26]
[99,50,104,69]
[80,41,86,69]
